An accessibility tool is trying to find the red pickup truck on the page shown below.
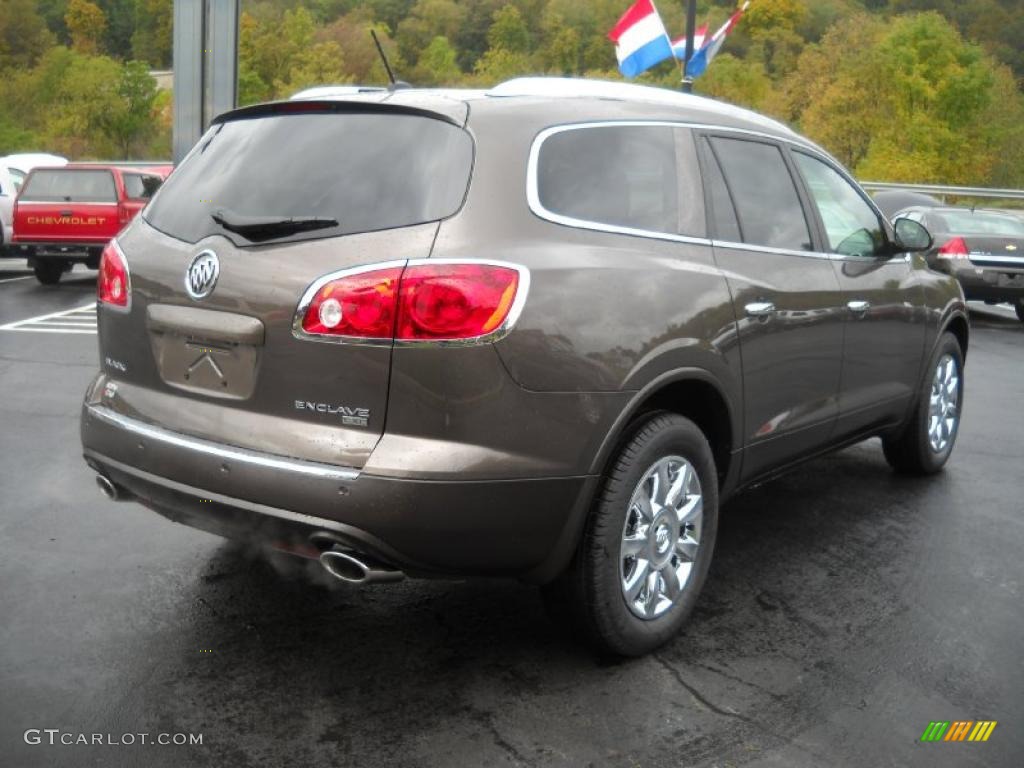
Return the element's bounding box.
[12,164,172,284]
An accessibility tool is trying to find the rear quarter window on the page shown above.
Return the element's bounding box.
[533,124,704,238]
[123,173,164,200]
[145,110,474,245]
[21,170,117,203]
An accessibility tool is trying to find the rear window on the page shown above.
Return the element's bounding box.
[932,211,1024,237]
[21,170,117,203]
[145,111,474,244]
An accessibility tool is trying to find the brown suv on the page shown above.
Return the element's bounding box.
[81,78,968,656]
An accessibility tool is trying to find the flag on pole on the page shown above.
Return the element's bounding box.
[671,25,708,60]
[685,2,750,79]
[608,0,675,79]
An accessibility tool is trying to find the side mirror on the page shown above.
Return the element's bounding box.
[893,217,933,252]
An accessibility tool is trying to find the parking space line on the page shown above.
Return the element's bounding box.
[0,303,98,334]
[0,275,34,284]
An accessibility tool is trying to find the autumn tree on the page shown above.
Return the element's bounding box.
[66,0,107,55]
[0,0,55,71]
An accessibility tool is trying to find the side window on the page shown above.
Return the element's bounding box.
[536,125,681,236]
[10,168,25,191]
[793,152,886,257]
[699,138,741,242]
[123,173,163,200]
[709,137,813,252]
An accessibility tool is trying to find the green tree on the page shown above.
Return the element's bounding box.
[414,36,462,84]
[102,59,158,154]
[488,5,530,54]
[0,0,57,70]
[65,0,106,55]
[131,0,173,68]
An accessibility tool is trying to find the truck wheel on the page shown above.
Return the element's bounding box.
[550,413,719,656]
[883,332,964,475]
[33,262,65,285]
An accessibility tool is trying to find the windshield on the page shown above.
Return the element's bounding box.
[145,111,474,245]
[933,210,1024,237]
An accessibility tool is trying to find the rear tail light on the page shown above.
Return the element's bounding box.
[295,261,527,343]
[937,237,969,259]
[98,239,130,308]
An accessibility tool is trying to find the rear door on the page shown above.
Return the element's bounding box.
[699,134,844,481]
[14,169,121,243]
[103,105,473,468]
[790,150,926,435]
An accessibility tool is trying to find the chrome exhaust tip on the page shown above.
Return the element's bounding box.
[95,474,125,501]
[319,548,403,585]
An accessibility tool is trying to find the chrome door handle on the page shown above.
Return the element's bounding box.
[744,301,776,318]
[847,300,871,314]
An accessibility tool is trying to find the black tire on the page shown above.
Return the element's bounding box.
[1015,300,1024,324]
[33,261,65,285]
[549,413,719,657]
[883,332,964,475]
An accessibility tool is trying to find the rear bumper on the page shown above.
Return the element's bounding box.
[11,242,104,262]
[947,263,1024,302]
[81,403,597,582]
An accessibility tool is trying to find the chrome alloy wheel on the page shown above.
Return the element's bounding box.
[928,353,960,453]
[620,455,703,620]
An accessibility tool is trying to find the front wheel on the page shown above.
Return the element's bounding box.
[33,261,66,285]
[883,332,964,474]
[550,413,719,656]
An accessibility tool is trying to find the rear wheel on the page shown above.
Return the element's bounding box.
[33,261,66,285]
[883,332,964,474]
[550,413,719,656]
[1015,299,1024,324]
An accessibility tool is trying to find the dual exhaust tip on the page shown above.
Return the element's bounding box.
[319,548,404,585]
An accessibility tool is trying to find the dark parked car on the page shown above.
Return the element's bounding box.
[81,78,968,656]
[871,189,941,219]
[897,205,1024,322]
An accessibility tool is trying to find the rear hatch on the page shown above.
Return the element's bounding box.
[101,102,473,469]
[14,168,121,244]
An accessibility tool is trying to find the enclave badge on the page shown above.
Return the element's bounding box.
[185,250,220,300]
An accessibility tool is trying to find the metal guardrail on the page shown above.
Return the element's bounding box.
[860,181,1024,201]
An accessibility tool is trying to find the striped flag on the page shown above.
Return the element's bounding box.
[686,2,749,78]
[671,25,708,60]
[608,0,675,79]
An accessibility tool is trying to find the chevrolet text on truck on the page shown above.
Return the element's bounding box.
[11,163,171,284]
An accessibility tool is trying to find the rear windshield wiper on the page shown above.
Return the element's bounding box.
[211,209,338,242]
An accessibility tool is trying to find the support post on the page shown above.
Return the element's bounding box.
[681,0,697,93]
[172,0,239,164]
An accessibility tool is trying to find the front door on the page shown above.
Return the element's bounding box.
[789,150,926,436]
[700,135,845,481]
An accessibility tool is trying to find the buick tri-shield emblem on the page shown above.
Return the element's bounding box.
[185,250,220,299]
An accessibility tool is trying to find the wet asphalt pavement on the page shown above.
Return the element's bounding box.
[0,263,1021,767]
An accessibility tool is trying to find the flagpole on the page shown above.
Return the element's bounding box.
[681,0,697,93]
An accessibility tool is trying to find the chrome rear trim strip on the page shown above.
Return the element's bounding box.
[85,404,360,481]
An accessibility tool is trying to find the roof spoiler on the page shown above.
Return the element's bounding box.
[212,99,461,127]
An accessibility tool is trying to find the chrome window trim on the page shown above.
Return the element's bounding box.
[86,404,361,481]
[526,120,848,249]
[526,121,712,247]
[291,258,531,348]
